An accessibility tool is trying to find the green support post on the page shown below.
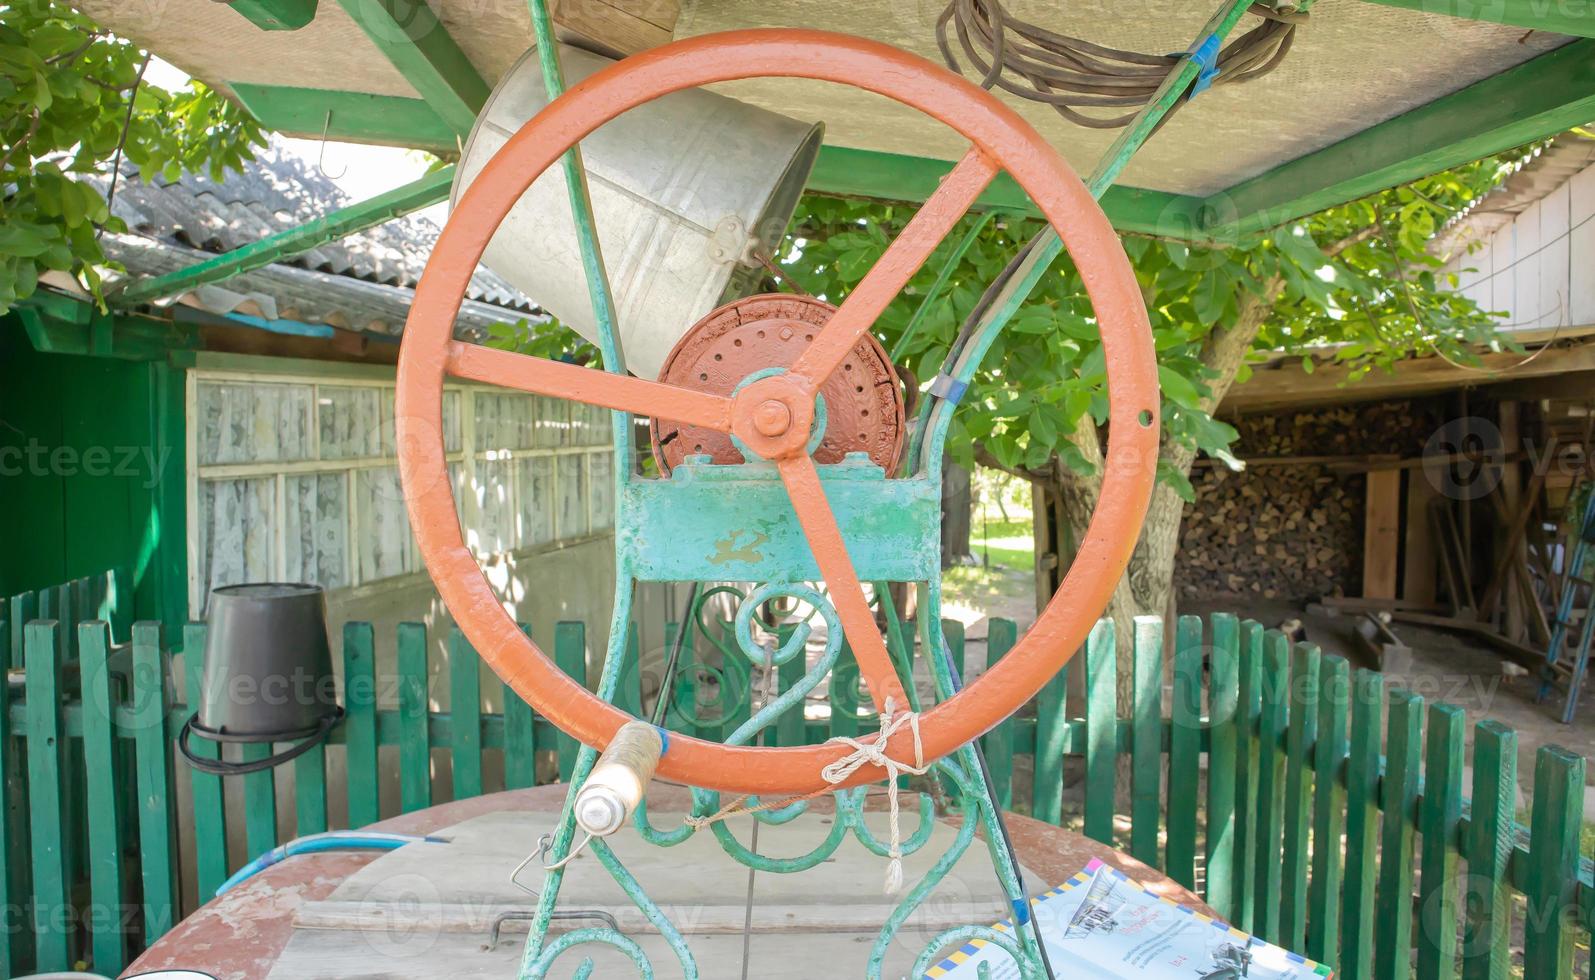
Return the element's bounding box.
[228,0,319,30]
[334,0,490,135]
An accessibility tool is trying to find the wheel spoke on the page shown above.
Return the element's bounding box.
[777,454,909,714]
[446,340,733,431]
[790,146,999,388]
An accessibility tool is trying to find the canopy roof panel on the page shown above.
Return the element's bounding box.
[75,0,1594,239]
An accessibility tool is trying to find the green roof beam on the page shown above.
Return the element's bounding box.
[1357,0,1595,38]
[112,166,457,306]
[226,0,319,31]
[1208,38,1595,237]
[806,145,1219,242]
[333,0,490,135]
[232,85,458,154]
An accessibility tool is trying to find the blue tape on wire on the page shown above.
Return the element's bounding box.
[1012,898,1031,925]
[929,374,969,405]
[655,726,670,756]
[1187,34,1222,98]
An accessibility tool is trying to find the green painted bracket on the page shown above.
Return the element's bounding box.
[1208,38,1595,236]
[226,0,318,31]
[232,84,457,154]
[12,302,197,360]
[617,456,941,583]
[113,166,456,306]
[333,0,490,135]
[1357,0,1595,37]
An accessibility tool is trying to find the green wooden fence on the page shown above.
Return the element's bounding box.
[0,608,1589,979]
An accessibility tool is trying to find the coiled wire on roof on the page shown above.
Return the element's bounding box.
[936,0,1308,129]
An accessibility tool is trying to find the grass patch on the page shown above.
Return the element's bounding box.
[973,514,1035,572]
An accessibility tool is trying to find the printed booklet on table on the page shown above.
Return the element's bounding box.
[924,859,1332,979]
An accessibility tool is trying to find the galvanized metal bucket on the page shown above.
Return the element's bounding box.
[453,43,824,379]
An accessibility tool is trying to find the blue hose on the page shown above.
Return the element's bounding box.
[215,831,448,897]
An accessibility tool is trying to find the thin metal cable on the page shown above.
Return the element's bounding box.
[937,0,1305,129]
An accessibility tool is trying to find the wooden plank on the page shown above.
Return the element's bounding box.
[1375,689,1423,980]
[79,622,125,975]
[184,623,231,900]
[1031,634,1069,827]
[1281,642,1320,951]
[343,622,380,829]
[1462,721,1517,980]
[1205,613,1239,921]
[1417,703,1465,979]
[1524,746,1585,980]
[503,624,538,790]
[449,628,484,800]
[1307,655,1349,969]
[555,621,587,781]
[398,622,433,813]
[25,621,69,972]
[1233,621,1264,934]
[979,618,1016,810]
[1403,472,1439,604]
[1130,615,1163,867]
[131,622,176,945]
[1364,469,1403,600]
[1252,631,1289,944]
[1083,619,1116,844]
[241,743,279,859]
[294,738,328,837]
[1167,616,1202,889]
[1341,669,1384,980]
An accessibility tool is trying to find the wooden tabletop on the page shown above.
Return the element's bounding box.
[125,784,1214,979]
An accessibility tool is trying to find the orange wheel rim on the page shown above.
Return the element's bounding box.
[397,28,1159,796]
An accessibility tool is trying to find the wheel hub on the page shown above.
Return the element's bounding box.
[650,293,905,472]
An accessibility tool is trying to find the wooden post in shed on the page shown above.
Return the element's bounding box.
[1403,470,1438,605]
[1363,462,1402,599]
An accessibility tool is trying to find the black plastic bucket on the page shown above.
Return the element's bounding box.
[178,583,344,776]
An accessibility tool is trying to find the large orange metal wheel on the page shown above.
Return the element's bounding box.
[397,28,1159,797]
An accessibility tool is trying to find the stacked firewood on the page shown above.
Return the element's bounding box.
[1174,400,1443,602]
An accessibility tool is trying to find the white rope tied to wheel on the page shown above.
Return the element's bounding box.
[687,697,928,893]
[819,696,928,894]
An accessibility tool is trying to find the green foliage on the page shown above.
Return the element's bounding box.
[780,152,1520,497]
[0,0,266,312]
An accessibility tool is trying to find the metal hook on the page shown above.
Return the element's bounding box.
[317,110,348,180]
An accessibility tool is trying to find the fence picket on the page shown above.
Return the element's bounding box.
[1252,631,1289,944]
[398,623,432,812]
[555,622,587,780]
[25,622,69,972]
[1083,619,1117,843]
[343,622,380,829]
[1524,746,1585,980]
[131,623,175,944]
[449,628,484,800]
[980,619,1016,810]
[1282,642,1320,951]
[293,741,328,837]
[240,744,278,858]
[1205,613,1238,920]
[1341,668,1383,980]
[504,624,538,790]
[79,622,126,975]
[1131,615,1163,867]
[1417,702,1464,979]
[1233,621,1264,933]
[1307,655,1349,968]
[1168,615,1202,888]
[0,616,13,977]
[183,623,230,900]
[1032,637,1068,826]
[1462,721,1517,980]
[1374,689,1423,980]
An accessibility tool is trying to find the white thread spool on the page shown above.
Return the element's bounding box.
[574,722,667,837]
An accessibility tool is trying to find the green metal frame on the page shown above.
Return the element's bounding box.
[227,0,318,31]
[331,0,490,136]
[1357,0,1595,38]
[113,167,456,306]
[1212,37,1595,236]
